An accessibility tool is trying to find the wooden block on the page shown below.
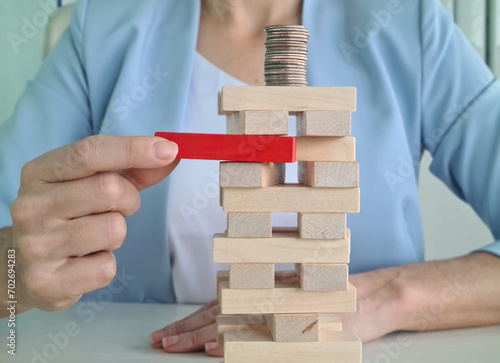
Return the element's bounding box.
[218,91,223,115]
[265,314,320,342]
[223,329,361,363]
[154,132,296,162]
[298,161,359,187]
[319,314,343,333]
[216,315,267,349]
[229,264,275,289]
[218,270,299,291]
[296,137,355,162]
[217,314,267,327]
[227,213,272,238]
[296,263,349,291]
[220,162,285,188]
[219,86,356,114]
[298,213,346,239]
[219,280,356,314]
[226,111,289,135]
[213,228,351,264]
[297,110,351,136]
[221,184,360,213]
[217,270,229,300]
[217,313,342,348]
[264,313,343,343]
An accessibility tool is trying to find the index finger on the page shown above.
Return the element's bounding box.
[150,300,220,349]
[24,135,178,183]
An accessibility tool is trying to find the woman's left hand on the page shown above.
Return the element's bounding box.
[149,268,405,356]
[149,299,223,357]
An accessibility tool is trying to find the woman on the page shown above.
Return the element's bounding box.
[0,0,499,358]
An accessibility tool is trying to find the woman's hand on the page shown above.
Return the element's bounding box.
[150,299,223,357]
[149,269,404,357]
[9,135,178,314]
[344,253,500,340]
[337,269,406,342]
[148,272,399,357]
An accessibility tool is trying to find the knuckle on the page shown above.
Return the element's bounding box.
[46,299,76,312]
[105,213,127,250]
[18,236,45,263]
[10,197,31,226]
[24,272,49,301]
[188,330,201,346]
[23,267,80,311]
[20,161,36,182]
[95,252,117,286]
[98,173,126,202]
[72,135,107,171]
[38,294,81,312]
[130,191,141,215]
[173,321,188,336]
[12,193,52,222]
[73,137,96,166]
[205,305,220,321]
[125,138,142,165]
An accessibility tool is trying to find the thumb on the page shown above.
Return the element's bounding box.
[121,158,180,191]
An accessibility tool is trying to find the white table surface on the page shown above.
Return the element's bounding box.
[1,302,498,362]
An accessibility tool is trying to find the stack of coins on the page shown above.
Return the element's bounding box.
[264,25,309,86]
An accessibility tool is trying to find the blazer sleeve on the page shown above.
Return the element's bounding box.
[0,0,92,227]
[420,0,500,256]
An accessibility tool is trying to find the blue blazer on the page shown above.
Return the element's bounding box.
[1,0,499,303]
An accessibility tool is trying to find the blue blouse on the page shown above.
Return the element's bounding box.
[0,0,499,303]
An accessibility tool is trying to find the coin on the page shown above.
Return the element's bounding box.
[264,25,309,86]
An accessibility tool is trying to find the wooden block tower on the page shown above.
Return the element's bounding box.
[213,25,361,362]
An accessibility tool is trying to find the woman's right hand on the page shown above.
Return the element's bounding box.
[8,135,178,312]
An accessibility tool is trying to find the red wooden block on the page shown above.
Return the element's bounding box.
[155,132,297,163]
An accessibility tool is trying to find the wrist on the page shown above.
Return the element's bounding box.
[386,264,426,332]
[350,267,409,339]
[0,227,31,316]
[370,266,413,334]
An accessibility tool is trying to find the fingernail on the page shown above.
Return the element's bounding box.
[205,341,218,351]
[162,335,180,347]
[154,141,178,160]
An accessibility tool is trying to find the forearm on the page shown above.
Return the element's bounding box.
[394,252,500,332]
[344,251,500,342]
